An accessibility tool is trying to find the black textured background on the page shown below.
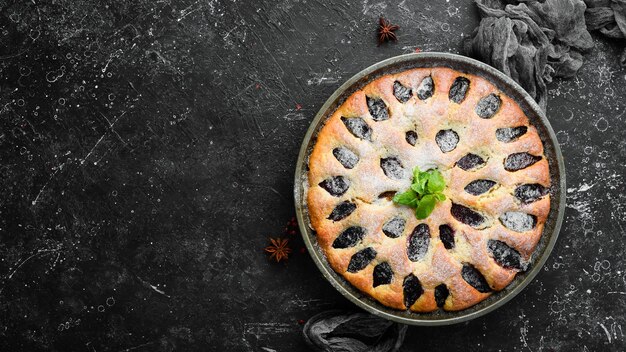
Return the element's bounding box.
[1,0,625,351]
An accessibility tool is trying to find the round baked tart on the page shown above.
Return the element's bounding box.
[306,67,550,312]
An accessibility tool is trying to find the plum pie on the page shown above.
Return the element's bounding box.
[306,67,550,312]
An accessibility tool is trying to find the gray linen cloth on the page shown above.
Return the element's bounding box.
[464,0,595,110]
[585,0,626,66]
[302,310,407,352]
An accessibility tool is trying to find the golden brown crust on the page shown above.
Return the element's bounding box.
[307,67,551,312]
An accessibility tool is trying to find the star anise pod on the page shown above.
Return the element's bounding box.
[378,16,399,46]
[265,237,292,263]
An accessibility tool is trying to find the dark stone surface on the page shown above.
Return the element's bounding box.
[0,0,625,351]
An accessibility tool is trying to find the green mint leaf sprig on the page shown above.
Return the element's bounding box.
[393,167,446,219]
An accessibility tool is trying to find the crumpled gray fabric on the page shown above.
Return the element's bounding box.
[464,0,594,110]
[585,0,626,66]
[302,310,407,352]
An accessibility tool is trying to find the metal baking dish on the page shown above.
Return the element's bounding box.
[294,52,565,326]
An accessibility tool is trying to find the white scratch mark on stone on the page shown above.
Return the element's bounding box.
[1,247,61,294]
[566,200,591,216]
[100,112,127,146]
[519,311,532,351]
[361,0,387,15]
[102,49,123,73]
[136,275,171,298]
[7,250,56,280]
[600,323,612,343]
[223,25,240,40]
[285,298,331,310]
[306,74,340,85]
[80,134,108,165]
[281,112,306,121]
[117,341,156,352]
[244,322,292,336]
[232,83,255,100]
[178,5,203,22]
[31,163,64,206]
[578,183,594,192]
[80,111,127,165]
[147,284,168,297]
[568,182,595,193]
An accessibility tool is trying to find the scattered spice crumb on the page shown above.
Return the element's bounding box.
[265,238,292,263]
[378,16,400,46]
[300,247,306,254]
[285,216,299,236]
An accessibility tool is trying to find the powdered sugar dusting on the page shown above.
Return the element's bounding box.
[382,217,405,238]
[499,212,536,232]
[435,129,459,153]
[380,157,405,180]
[332,147,359,169]
[416,76,434,100]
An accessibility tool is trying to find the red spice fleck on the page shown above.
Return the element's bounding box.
[255,83,261,89]
[414,47,421,53]
[297,319,305,325]
[300,247,306,254]
[283,216,300,236]
[295,103,302,111]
